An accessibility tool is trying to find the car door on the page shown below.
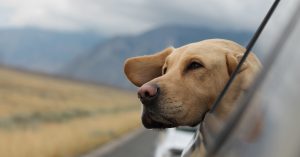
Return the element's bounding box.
[182,0,300,156]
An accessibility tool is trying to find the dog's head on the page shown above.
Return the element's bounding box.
[124,39,261,129]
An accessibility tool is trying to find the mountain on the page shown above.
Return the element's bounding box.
[0,28,104,73]
[62,25,252,89]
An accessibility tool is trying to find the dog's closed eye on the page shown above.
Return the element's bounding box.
[186,61,203,71]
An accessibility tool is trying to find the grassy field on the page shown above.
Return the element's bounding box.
[0,67,141,157]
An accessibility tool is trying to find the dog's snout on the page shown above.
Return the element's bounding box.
[138,84,159,104]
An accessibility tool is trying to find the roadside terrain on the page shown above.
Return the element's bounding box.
[0,67,140,157]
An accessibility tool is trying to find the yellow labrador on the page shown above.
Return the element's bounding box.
[124,39,261,129]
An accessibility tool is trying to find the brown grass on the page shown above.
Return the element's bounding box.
[0,67,141,157]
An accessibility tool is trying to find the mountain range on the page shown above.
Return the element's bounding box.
[61,25,252,88]
[0,28,104,73]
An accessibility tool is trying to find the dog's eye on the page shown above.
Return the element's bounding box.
[162,67,167,74]
[187,61,203,70]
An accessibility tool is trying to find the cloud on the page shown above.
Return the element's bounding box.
[0,0,275,36]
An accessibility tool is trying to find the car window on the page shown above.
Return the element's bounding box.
[182,0,300,156]
[209,0,300,157]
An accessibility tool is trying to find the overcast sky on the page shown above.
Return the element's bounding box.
[0,0,274,36]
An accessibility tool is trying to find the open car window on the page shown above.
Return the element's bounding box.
[212,0,300,156]
[182,0,300,156]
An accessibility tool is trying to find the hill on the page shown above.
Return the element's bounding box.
[62,25,252,88]
[0,28,104,73]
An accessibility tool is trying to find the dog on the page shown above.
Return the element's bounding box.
[124,39,261,129]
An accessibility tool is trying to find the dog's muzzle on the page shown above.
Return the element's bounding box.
[138,83,174,128]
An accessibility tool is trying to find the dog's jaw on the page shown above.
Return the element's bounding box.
[141,108,178,129]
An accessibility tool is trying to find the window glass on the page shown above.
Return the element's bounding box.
[214,1,300,157]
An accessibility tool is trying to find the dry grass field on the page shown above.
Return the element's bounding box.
[0,67,141,157]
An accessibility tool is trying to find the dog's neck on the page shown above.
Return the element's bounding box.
[217,93,244,120]
[211,76,247,120]
[199,80,246,153]
[200,70,255,147]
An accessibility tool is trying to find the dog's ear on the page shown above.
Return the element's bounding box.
[226,52,261,90]
[226,53,248,76]
[124,47,174,87]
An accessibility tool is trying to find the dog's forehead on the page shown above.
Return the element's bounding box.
[167,43,223,64]
[165,39,245,67]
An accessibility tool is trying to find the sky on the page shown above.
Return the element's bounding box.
[0,0,275,36]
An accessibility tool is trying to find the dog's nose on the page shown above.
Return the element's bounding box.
[138,84,159,104]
